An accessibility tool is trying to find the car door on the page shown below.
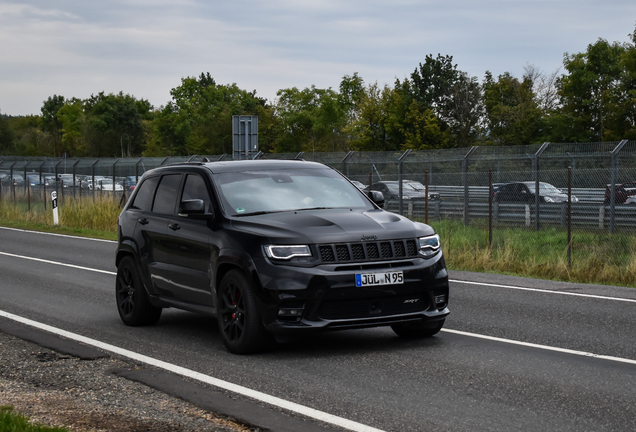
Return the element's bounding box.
[139,173,183,298]
[163,171,216,307]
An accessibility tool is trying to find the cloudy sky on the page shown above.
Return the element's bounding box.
[1,0,635,115]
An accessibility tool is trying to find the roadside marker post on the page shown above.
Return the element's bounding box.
[51,191,59,225]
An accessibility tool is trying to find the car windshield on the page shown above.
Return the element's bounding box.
[215,168,373,216]
[525,183,561,194]
[405,182,426,191]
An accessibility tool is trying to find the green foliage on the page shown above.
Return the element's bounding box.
[0,406,71,432]
[274,84,347,153]
[150,72,269,156]
[430,219,636,287]
[482,71,543,145]
[557,31,636,142]
[84,91,150,157]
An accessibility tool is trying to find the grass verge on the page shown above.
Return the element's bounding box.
[430,218,636,288]
[0,406,70,432]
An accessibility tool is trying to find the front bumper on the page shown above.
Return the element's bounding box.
[253,252,450,333]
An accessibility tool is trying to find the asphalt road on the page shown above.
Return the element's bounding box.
[1,226,636,432]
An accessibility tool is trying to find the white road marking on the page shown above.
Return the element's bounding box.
[450,279,636,303]
[0,309,386,432]
[2,241,636,429]
[0,251,116,275]
[442,328,636,366]
[0,226,117,243]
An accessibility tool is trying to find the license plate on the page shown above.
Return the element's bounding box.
[355,271,404,287]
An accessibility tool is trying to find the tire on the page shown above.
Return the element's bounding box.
[116,256,162,326]
[217,269,274,354]
[391,319,445,338]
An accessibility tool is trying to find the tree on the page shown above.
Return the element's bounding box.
[0,112,15,154]
[84,92,149,157]
[399,54,483,148]
[151,73,270,156]
[40,95,65,156]
[557,31,636,141]
[482,71,542,146]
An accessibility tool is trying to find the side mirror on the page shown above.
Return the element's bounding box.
[366,190,385,208]
[178,199,212,219]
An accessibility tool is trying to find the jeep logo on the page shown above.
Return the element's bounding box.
[361,234,377,241]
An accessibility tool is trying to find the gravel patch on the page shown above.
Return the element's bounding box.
[0,331,254,432]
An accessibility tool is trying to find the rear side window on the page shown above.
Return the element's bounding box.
[130,176,159,211]
[152,174,182,215]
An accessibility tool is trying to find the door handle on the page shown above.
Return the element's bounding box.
[168,223,181,231]
[138,218,149,225]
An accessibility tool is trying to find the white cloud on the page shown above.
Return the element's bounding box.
[1,0,635,115]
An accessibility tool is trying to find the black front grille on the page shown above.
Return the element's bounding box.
[319,239,418,263]
[318,295,428,320]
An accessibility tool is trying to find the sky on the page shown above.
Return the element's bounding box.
[1,0,635,116]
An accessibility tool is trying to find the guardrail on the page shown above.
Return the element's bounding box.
[384,199,636,229]
[427,186,606,204]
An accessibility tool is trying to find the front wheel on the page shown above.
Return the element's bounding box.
[116,256,162,326]
[391,319,445,338]
[217,270,274,354]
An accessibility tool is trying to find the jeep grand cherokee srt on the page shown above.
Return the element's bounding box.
[115,159,449,354]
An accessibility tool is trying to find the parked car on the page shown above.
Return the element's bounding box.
[116,160,449,354]
[94,179,123,191]
[350,180,366,190]
[365,180,440,201]
[604,182,636,204]
[494,181,578,203]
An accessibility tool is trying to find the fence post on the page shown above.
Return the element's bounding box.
[462,146,478,226]
[567,166,572,269]
[342,151,355,179]
[397,149,411,216]
[425,170,429,224]
[91,159,99,201]
[609,139,628,234]
[534,142,550,231]
[488,169,493,249]
[135,157,144,184]
[113,158,120,202]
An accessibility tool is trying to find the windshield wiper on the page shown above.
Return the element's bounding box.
[234,210,285,217]
[294,207,332,212]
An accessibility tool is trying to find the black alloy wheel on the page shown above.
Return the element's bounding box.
[217,269,274,354]
[391,318,445,338]
[116,256,162,326]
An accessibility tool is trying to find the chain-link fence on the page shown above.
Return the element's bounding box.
[2,141,636,282]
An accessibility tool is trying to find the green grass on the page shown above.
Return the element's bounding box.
[430,218,636,288]
[0,406,71,432]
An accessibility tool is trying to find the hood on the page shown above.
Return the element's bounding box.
[540,192,578,203]
[230,208,433,244]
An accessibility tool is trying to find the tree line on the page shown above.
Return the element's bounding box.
[1,26,635,158]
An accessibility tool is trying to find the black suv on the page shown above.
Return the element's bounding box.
[115,160,449,354]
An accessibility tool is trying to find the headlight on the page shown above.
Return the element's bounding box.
[402,196,410,200]
[265,245,312,260]
[418,234,441,258]
[544,196,555,203]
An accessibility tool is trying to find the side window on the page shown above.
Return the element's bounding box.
[152,174,182,215]
[130,176,159,211]
[181,174,213,213]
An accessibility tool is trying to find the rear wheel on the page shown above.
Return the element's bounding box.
[217,269,274,354]
[116,256,162,326]
[391,319,445,338]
